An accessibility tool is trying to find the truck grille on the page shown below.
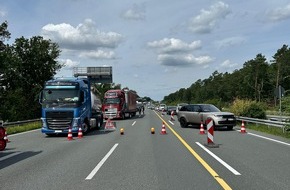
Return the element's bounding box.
[46,111,74,130]
[104,108,118,118]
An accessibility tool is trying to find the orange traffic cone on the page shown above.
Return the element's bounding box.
[160,122,167,135]
[67,127,74,140]
[77,127,83,138]
[4,130,10,143]
[240,121,246,133]
[199,122,205,135]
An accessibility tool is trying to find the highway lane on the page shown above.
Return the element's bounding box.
[1,109,290,189]
[160,111,290,190]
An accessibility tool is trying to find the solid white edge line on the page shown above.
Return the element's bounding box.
[85,143,119,180]
[132,121,136,126]
[196,142,241,176]
[247,132,290,146]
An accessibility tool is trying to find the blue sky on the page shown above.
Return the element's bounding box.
[1,0,290,101]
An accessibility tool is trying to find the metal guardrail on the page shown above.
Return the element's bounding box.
[1,119,40,128]
[236,116,290,133]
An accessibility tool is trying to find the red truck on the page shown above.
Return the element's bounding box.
[102,88,138,119]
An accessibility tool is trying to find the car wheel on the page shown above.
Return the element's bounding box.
[180,118,188,128]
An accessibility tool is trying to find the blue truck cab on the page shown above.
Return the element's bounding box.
[39,77,102,135]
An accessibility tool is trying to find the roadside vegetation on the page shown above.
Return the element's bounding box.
[5,122,41,135]
[238,122,290,139]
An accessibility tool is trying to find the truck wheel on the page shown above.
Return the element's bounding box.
[180,118,188,128]
[82,120,91,134]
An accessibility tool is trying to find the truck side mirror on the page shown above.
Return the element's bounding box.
[39,91,43,104]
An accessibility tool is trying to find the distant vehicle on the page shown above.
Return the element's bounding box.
[166,106,177,115]
[102,88,138,119]
[159,104,167,111]
[177,104,236,130]
[176,103,188,114]
[39,77,103,135]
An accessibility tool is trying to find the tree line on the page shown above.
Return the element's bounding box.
[163,45,290,111]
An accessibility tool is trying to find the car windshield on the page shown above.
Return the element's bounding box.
[200,104,220,112]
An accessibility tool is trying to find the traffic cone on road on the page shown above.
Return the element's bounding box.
[199,122,205,135]
[4,130,10,143]
[77,127,83,138]
[67,127,74,140]
[240,121,246,133]
[160,122,167,135]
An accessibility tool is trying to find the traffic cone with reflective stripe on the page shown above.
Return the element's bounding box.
[160,122,167,135]
[4,130,10,143]
[77,126,83,138]
[240,121,246,133]
[199,122,205,135]
[67,127,74,140]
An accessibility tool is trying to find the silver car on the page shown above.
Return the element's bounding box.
[177,104,236,130]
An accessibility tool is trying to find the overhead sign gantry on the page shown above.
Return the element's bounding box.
[73,67,112,84]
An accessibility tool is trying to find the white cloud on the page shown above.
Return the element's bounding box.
[158,54,213,67]
[188,1,231,33]
[59,59,79,69]
[41,19,123,50]
[220,59,238,68]
[148,38,202,53]
[267,3,290,22]
[121,3,146,20]
[214,36,246,49]
[79,50,116,59]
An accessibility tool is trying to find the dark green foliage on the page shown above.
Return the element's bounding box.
[242,102,267,119]
[0,22,62,121]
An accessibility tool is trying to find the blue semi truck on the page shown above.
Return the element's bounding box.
[39,67,112,136]
[39,77,103,135]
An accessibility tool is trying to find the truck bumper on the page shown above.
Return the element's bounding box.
[41,128,79,134]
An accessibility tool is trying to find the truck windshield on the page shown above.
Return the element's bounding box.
[42,89,80,108]
[104,98,120,104]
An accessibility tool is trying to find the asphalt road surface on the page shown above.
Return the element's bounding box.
[1,109,290,190]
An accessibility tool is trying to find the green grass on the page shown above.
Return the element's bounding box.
[240,122,290,139]
[5,122,42,135]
